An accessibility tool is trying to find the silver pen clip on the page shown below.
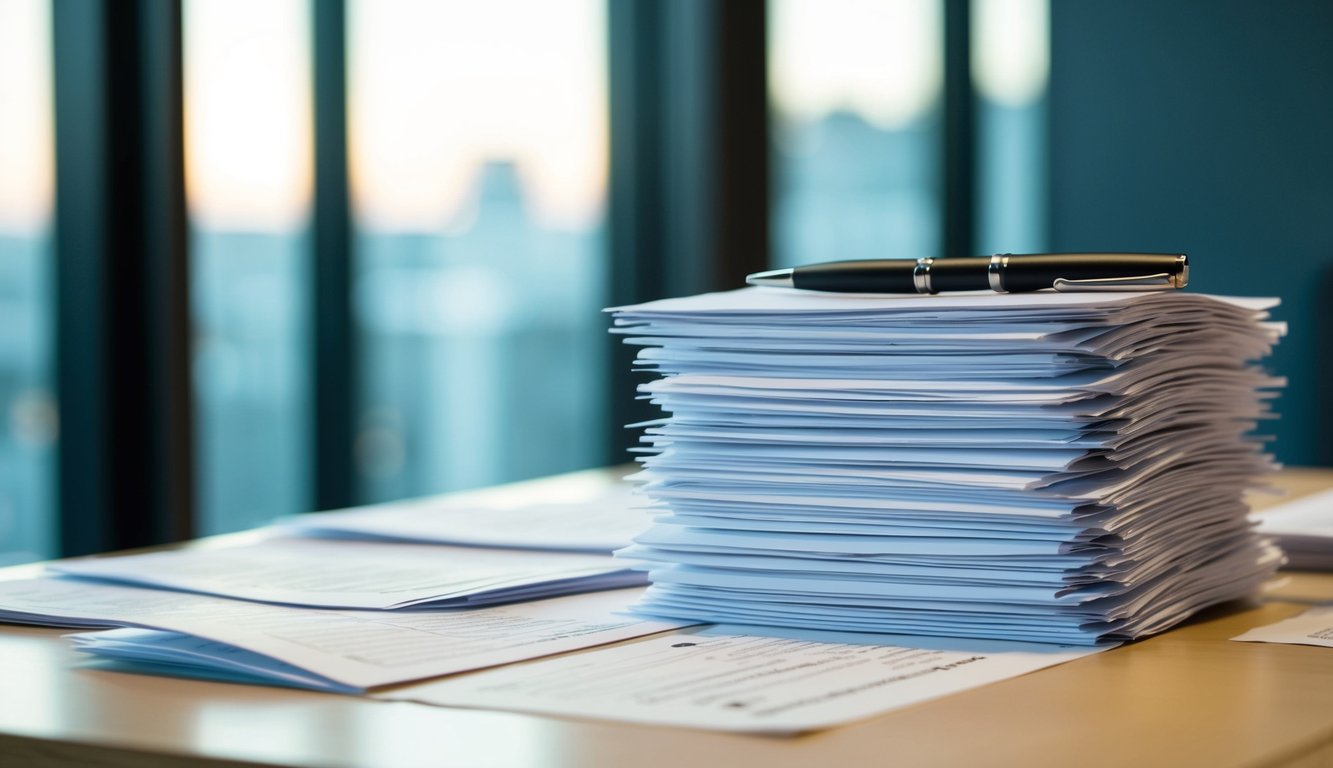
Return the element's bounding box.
[1052,273,1176,292]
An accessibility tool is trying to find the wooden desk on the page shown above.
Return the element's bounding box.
[2,469,1332,768]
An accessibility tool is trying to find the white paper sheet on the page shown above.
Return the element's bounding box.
[50,537,643,609]
[1231,605,1333,649]
[0,578,687,690]
[283,474,652,553]
[384,625,1108,733]
[1254,489,1333,570]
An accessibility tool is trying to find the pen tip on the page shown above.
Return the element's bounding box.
[746,269,795,288]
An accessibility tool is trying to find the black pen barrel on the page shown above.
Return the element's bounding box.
[786,253,1186,293]
[792,260,917,292]
[1000,253,1185,292]
[924,257,991,291]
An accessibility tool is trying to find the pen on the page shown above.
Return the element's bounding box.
[745,252,1189,294]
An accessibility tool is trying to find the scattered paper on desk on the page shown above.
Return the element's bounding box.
[1231,605,1333,649]
[1254,488,1333,570]
[50,537,644,609]
[0,578,688,691]
[284,472,652,553]
[383,625,1107,733]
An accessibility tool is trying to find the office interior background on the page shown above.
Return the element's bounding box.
[0,0,1330,566]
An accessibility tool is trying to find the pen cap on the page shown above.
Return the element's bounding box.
[1000,253,1187,292]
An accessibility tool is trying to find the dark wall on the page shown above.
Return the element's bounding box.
[1048,1,1333,466]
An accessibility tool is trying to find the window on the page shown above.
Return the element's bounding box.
[13,0,1053,556]
[348,0,609,501]
[184,0,313,533]
[972,0,1048,253]
[768,0,944,267]
[0,0,56,565]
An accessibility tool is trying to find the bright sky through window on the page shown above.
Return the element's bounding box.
[768,0,941,130]
[348,0,607,232]
[0,0,53,232]
[184,0,312,232]
[972,0,1049,106]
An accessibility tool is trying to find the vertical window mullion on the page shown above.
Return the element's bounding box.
[53,0,192,555]
[607,0,664,458]
[606,0,769,459]
[713,0,769,288]
[311,0,356,511]
[942,0,976,258]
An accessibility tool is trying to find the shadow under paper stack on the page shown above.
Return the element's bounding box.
[608,288,1285,645]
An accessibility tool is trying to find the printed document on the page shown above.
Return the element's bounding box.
[1232,605,1333,649]
[0,578,686,690]
[385,625,1106,732]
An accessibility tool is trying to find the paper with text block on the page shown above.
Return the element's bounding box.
[384,625,1107,733]
[1232,605,1333,649]
[0,578,687,690]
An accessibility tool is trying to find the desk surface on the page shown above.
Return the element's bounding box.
[2,469,1332,768]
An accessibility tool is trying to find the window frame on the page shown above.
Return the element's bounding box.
[44,0,980,554]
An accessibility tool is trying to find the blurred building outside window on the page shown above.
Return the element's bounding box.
[348,0,610,502]
[185,0,313,534]
[1,0,1048,549]
[769,0,944,268]
[972,0,1048,254]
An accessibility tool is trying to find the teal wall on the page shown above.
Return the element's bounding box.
[1048,1,1333,466]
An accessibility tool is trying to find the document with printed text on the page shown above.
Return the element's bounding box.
[0,578,687,690]
[1232,605,1333,649]
[384,625,1107,733]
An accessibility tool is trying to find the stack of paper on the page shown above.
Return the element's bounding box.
[609,288,1285,645]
